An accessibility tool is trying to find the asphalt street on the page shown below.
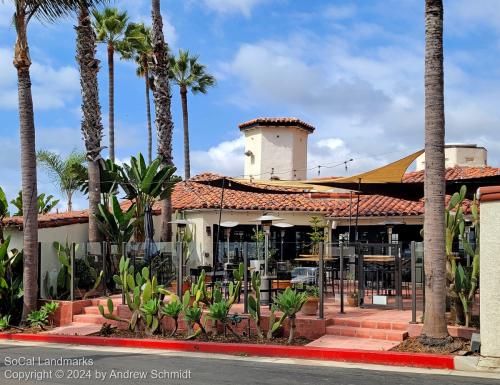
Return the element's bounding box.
[0,342,498,385]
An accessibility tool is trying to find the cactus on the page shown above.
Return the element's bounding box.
[248,271,263,339]
[266,304,286,340]
[444,186,481,326]
[182,290,207,339]
[98,298,129,324]
[101,257,170,334]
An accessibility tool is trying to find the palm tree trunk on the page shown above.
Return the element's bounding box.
[144,58,153,165]
[421,0,448,339]
[67,191,73,212]
[13,9,39,321]
[180,85,191,180]
[107,43,115,162]
[77,5,104,242]
[151,0,174,241]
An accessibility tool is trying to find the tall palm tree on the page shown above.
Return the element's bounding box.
[77,2,105,243]
[37,149,86,211]
[92,7,128,162]
[421,0,448,339]
[151,0,175,241]
[119,22,154,164]
[169,50,215,180]
[10,0,103,321]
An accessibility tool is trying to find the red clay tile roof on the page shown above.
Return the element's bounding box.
[238,117,315,133]
[3,209,89,229]
[403,166,499,183]
[3,166,498,229]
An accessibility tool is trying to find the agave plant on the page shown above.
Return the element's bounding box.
[274,288,308,344]
[207,300,241,341]
[141,298,163,335]
[0,315,11,331]
[27,310,49,330]
[162,295,183,336]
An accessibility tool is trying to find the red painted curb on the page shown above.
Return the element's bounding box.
[0,333,455,370]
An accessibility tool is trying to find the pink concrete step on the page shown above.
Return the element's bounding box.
[73,313,113,325]
[90,297,122,306]
[307,335,399,351]
[42,323,102,336]
[328,318,408,331]
[325,325,408,341]
[82,306,118,315]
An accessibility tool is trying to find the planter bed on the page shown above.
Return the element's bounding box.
[92,328,310,346]
[391,337,473,355]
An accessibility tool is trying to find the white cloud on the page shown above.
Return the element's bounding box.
[199,0,265,17]
[0,46,80,110]
[191,136,244,177]
[218,19,500,175]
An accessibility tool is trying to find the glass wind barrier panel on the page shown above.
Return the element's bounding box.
[73,242,106,300]
[39,241,69,300]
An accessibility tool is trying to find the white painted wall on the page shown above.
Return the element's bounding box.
[243,125,310,180]
[480,199,500,357]
[416,145,487,171]
[5,223,89,298]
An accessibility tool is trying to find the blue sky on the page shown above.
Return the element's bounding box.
[1,0,500,211]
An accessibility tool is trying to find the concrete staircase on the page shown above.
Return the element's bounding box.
[326,318,408,341]
[306,317,408,351]
[72,297,123,326]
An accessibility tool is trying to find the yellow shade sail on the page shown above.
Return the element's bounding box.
[303,149,424,185]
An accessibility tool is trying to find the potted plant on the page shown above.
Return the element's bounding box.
[347,291,359,307]
[301,285,320,315]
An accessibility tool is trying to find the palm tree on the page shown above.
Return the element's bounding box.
[421,0,448,339]
[151,0,175,241]
[119,22,154,164]
[77,2,106,243]
[10,0,103,321]
[37,150,86,212]
[92,7,128,162]
[169,50,215,180]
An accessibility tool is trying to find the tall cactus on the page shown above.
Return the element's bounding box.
[99,256,169,334]
[248,271,263,339]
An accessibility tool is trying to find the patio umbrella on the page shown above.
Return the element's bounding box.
[143,203,157,264]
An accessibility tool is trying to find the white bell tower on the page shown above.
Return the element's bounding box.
[239,117,315,181]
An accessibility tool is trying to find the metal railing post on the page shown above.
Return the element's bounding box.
[177,241,183,298]
[339,242,345,314]
[357,245,364,307]
[70,243,75,301]
[397,245,403,310]
[37,242,41,299]
[243,243,248,314]
[318,243,324,319]
[410,241,417,323]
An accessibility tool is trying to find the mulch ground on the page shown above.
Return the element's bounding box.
[391,336,471,355]
[91,327,310,346]
[1,326,55,334]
